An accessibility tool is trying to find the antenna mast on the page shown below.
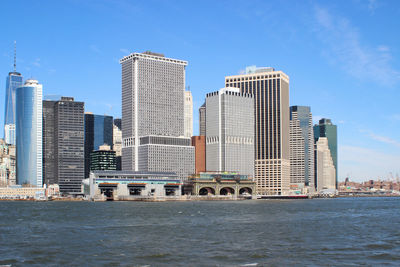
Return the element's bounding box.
[13,41,16,72]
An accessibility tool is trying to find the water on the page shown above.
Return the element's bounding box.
[0,198,400,266]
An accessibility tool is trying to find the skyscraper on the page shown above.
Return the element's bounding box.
[4,65,23,145]
[120,51,194,179]
[205,88,254,176]
[184,91,193,137]
[290,106,314,188]
[84,113,113,178]
[113,119,122,170]
[90,145,117,172]
[199,102,206,136]
[314,118,337,187]
[315,137,336,192]
[225,66,290,195]
[43,97,84,192]
[16,79,42,187]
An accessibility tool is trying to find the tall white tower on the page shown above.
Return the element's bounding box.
[184,90,193,137]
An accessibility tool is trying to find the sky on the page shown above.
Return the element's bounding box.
[1,0,399,182]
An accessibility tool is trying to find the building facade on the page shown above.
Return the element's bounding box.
[16,79,43,187]
[84,113,113,177]
[90,145,117,172]
[120,51,194,180]
[225,66,290,195]
[290,106,314,188]
[184,90,193,137]
[314,118,337,186]
[4,71,23,145]
[83,170,181,200]
[205,88,254,177]
[191,136,206,174]
[0,139,16,186]
[199,102,206,136]
[315,137,336,192]
[43,97,84,192]
[113,120,122,170]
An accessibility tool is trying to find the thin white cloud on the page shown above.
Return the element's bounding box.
[120,48,130,54]
[314,6,400,86]
[32,58,41,67]
[368,133,400,148]
[377,45,390,52]
[90,45,101,54]
[392,114,400,121]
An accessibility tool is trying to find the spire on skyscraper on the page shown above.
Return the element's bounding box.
[14,41,16,72]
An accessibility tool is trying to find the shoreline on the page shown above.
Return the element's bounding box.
[1,194,400,202]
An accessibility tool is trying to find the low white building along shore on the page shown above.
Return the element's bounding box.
[82,170,183,201]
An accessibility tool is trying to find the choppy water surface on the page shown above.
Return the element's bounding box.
[1,198,400,266]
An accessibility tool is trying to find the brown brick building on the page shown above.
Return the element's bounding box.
[191,136,206,174]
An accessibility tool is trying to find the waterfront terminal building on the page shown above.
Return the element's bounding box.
[186,172,256,198]
[82,170,182,201]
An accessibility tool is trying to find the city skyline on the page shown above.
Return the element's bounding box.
[1,0,399,182]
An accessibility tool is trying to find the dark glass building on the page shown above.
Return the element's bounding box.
[84,113,113,178]
[90,148,117,172]
[42,97,84,192]
[314,118,338,186]
[114,118,121,131]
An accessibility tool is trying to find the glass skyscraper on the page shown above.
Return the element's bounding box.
[16,79,43,187]
[314,118,338,187]
[4,71,23,145]
[84,113,113,178]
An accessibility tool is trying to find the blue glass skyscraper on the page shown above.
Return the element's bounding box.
[84,113,113,177]
[4,71,23,145]
[16,79,43,187]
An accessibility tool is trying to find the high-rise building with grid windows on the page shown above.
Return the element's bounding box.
[42,97,84,192]
[120,51,194,180]
[290,106,314,189]
[225,66,290,195]
[205,87,254,177]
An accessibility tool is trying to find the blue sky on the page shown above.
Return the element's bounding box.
[1,0,399,182]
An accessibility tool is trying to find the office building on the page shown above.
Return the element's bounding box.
[191,136,206,174]
[290,106,314,188]
[314,118,337,187]
[205,87,254,176]
[90,145,116,172]
[225,66,290,195]
[199,102,206,136]
[43,97,84,192]
[315,137,336,192]
[114,118,121,130]
[16,79,42,187]
[184,91,193,137]
[4,71,23,145]
[84,113,113,177]
[113,119,122,170]
[120,51,194,180]
[0,139,16,186]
